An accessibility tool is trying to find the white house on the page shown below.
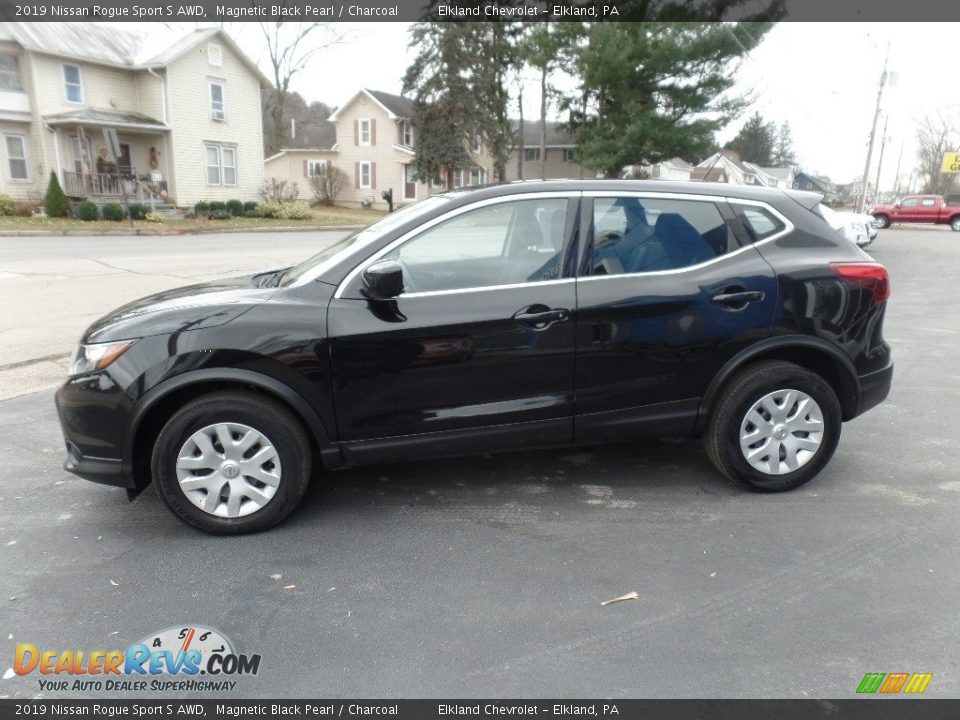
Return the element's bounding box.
[0,22,270,207]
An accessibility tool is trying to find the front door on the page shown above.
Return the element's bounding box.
[573,193,779,443]
[328,194,578,460]
[893,196,919,222]
[403,164,417,201]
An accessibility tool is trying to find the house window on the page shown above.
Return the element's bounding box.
[524,148,540,162]
[63,64,83,104]
[453,170,462,189]
[0,54,22,92]
[205,143,237,186]
[358,119,371,145]
[359,161,372,188]
[562,149,575,162]
[308,160,326,176]
[403,122,413,148]
[473,133,482,153]
[468,167,486,187]
[207,44,223,67]
[209,81,225,122]
[4,134,29,181]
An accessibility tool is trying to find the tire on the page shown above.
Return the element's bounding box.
[152,391,312,534]
[704,361,841,493]
[950,216,960,232]
[872,214,890,229]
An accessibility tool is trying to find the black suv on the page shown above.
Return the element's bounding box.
[56,181,893,534]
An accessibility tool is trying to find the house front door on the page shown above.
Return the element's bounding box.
[404,164,416,201]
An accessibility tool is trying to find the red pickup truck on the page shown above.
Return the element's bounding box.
[870,195,960,231]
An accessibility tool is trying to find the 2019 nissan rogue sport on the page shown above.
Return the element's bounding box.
[55,181,893,534]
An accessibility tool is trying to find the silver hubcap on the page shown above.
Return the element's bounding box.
[175,423,282,518]
[739,389,824,476]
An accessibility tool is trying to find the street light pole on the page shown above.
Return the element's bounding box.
[857,41,891,214]
[874,115,889,202]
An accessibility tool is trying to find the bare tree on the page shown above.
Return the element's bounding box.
[915,110,960,195]
[260,17,342,154]
[309,166,347,206]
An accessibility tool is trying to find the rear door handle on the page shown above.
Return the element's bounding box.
[711,290,765,307]
[513,306,570,329]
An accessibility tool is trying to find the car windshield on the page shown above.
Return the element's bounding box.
[282,196,452,286]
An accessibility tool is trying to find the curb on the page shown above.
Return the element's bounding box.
[0,225,366,237]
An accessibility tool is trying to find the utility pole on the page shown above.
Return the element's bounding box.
[857,41,891,214]
[892,141,904,196]
[874,115,889,202]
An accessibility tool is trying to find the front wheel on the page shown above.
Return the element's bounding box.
[152,391,312,534]
[704,361,842,492]
[872,214,890,229]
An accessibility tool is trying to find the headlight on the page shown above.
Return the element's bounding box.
[68,340,137,377]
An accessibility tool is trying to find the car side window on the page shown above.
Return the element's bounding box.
[900,198,918,208]
[732,204,786,243]
[586,197,733,275]
[921,198,936,207]
[382,198,569,293]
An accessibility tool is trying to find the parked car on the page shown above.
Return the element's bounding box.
[869,194,960,230]
[56,181,893,534]
[818,204,878,248]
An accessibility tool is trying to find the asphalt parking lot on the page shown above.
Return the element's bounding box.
[0,227,958,699]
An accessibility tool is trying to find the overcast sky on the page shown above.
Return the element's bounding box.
[145,21,960,189]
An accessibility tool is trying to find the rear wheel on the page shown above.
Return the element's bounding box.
[950,216,960,232]
[704,361,841,492]
[872,214,890,229]
[152,391,312,534]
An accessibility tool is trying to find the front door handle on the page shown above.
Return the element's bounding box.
[711,290,764,308]
[513,306,570,329]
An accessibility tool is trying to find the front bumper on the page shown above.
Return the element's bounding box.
[55,373,132,488]
[857,361,894,417]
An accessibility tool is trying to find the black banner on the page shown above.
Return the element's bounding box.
[1,700,960,720]
[0,0,958,22]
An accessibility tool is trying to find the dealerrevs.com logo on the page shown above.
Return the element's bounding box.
[13,625,260,693]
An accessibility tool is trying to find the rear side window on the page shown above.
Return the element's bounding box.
[587,197,733,275]
[732,204,786,243]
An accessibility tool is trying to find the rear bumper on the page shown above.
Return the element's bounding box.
[856,361,893,417]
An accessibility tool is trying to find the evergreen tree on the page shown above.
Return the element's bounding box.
[725,112,777,165]
[771,121,797,168]
[562,22,776,178]
[44,171,70,218]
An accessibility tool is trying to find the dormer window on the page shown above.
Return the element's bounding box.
[0,54,22,92]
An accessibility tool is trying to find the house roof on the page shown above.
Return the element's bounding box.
[690,167,728,182]
[3,22,270,86]
[264,147,339,163]
[328,88,415,121]
[513,120,577,148]
[43,107,170,131]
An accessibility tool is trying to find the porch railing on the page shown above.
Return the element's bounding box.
[63,170,164,210]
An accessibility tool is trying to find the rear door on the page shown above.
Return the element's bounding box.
[327,193,580,458]
[918,196,939,222]
[573,192,780,443]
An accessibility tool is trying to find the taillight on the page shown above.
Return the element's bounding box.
[830,262,890,303]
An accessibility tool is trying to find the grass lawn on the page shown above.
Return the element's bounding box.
[0,205,386,234]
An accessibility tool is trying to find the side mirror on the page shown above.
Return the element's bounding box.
[361,260,403,299]
[894,202,900,208]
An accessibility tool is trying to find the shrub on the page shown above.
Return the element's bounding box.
[259,178,299,204]
[244,209,258,218]
[309,166,348,206]
[210,209,230,220]
[194,201,210,218]
[101,203,125,222]
[209,201,227,213]
[243,201,257,213]
[45,172,71,218]
[145,212,164,223]
[279,203,313,220]
[14,201,40,217]
[226,199,244,216]
[0,194,13,216]
[254,201,282,219]
[76,202,99,221]
[128,203,148,220]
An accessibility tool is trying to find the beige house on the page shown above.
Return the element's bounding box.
[505,120,591,181]
[0,22,269,208]
[264,88,495,210]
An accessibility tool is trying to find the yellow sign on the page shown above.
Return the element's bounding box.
[942,152,960,173]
